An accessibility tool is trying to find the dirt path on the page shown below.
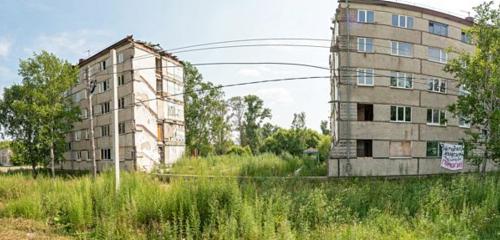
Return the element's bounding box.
[0,218,71,240]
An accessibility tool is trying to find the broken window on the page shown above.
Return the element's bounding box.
[426,141,442,157]
[356,140,373,157]
[101,148,111,160]
[357,104,373,121]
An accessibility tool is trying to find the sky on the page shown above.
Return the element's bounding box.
[0,0,496,132]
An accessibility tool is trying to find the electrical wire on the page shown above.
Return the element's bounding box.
[166,37,331,51]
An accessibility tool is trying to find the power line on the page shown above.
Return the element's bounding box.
[86,61,330,79]
[170,43,330,54]
[83,76,330,113]
[166,37,331,51]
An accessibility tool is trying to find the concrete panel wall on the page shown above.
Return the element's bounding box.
[329,158,498,177]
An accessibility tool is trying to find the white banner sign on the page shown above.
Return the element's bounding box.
[441,143,464,170]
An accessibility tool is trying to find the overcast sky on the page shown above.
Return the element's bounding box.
[0,0,496,131]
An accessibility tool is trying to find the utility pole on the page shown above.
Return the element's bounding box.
[111,49,120,191]
[345,0,352,172]
[86,66,97,179]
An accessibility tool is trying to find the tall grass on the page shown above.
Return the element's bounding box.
[166,153,327,176]
[0,156,499,239]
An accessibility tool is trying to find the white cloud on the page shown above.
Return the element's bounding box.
[0,39,12,58]
[26,30,112,61]
[255,87,293,105]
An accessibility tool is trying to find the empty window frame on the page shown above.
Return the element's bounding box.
[458,115,471,128]
[389,141,411,158]
[427,109,446,125]
[156,78,163,93]
[118,97,125,109]
[461,31,471,44]
[427,78,446,93]
[458,85,470,96]
[357,37,373,52]
[357,104,374,121]
[101,148,111,160]
[101,102,110,114]
[357,68,374,86]
[155,58,162,74]
[392,14,414,28]
[390,106,411,122]
[118,75,125,86]
[99,60,107,71]
[357,10,374,23]
[390,72,413,88]
[118,122,126,134]
[428,47,448,63]
[429,21,448,36]
[98,80,110,93]
[356,140,373,157]
[81,108,88,119]
[101,125,110,137]
[117,53,124,64]
[426,141,442,157]
[391,41,413,57]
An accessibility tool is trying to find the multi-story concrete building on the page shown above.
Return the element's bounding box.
[329,0,496,176]
[62,36,185,172]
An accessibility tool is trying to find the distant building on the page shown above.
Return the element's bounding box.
[0,147,12,166]
[329,0,496,176]
[62,36,185,172]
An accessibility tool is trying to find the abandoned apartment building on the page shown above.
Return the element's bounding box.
[61,36,185,172]
[329,0,497,176]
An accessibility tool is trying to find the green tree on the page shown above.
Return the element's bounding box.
[241,95,271,154]
[445,2,500,174]
[0,51,79,177]
[183,62,230,156]
[227,96,246,145]
[320,120,331,135]
[291,112,306,130]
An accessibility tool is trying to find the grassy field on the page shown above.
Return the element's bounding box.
[0,155,499,239]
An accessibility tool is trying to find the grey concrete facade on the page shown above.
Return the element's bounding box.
[329,0,497,176]
[62,36,185,172]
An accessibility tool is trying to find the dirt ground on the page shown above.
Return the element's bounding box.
[0,218,70,240]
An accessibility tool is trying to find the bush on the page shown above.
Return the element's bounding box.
[226,145,252,156]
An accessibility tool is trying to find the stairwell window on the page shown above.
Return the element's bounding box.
[357,37,373,52]
[357,68,374,86]
[392,14,413,29]
[427,78,446,93]
[391,41,413,57]
[357,10,374,23]
[390,72,413,89]
[427,109,446,126]
[428,47,448,63]
[390,106,411,122]
[429,21,448,36]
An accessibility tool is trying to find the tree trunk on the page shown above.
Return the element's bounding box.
[50,142,55,178]
[31,160,37,179]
